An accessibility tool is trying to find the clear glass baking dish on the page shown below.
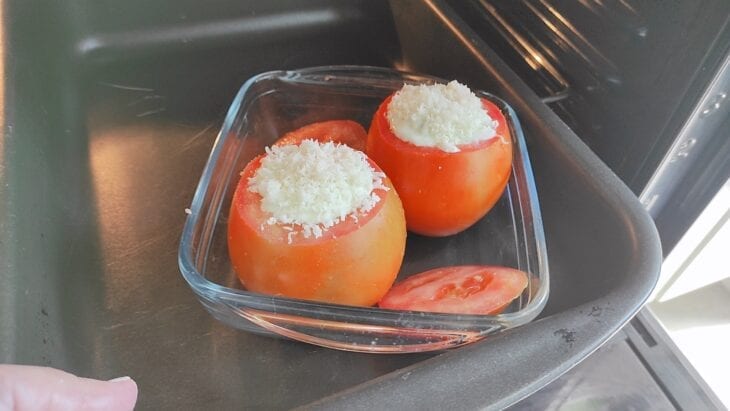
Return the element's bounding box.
[178,66,549,353]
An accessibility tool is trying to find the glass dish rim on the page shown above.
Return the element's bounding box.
[178,65,549,329]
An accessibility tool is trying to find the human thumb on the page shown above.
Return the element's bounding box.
[0,364,138,411]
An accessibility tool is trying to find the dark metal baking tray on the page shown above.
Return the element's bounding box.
[0,0,661,409]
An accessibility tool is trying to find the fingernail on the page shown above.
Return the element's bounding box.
[108,376,132,383]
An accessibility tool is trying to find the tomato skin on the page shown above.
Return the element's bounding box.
[378,266,528,315]
[273,120,367,152]
[227,155,406,307]
[366,95,513,237]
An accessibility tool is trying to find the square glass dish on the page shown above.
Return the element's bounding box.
[178,66,549,353]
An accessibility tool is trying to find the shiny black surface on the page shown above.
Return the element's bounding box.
[0,1,662,409]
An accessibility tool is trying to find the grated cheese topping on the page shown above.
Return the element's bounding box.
[386,80,497,153]
[248,139,387,240]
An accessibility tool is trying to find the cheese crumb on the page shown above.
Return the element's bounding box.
[248,140,387,239]
[386,80,495,152]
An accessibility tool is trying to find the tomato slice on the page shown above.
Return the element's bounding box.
[227,150,406,307]
[273,120,367,152]
[378,266,528,315]
[366,95,512,237]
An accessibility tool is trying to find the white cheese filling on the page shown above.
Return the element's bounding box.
[248,139,387,240]
[386,80,497,153]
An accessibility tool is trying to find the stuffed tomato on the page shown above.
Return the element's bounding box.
[228,139,406,306]
[367,81,513,237]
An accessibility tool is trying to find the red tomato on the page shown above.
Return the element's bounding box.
[366,95,513,236]
[273,120,367,152]
[227,153,406,307]
[378,266,528,315]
